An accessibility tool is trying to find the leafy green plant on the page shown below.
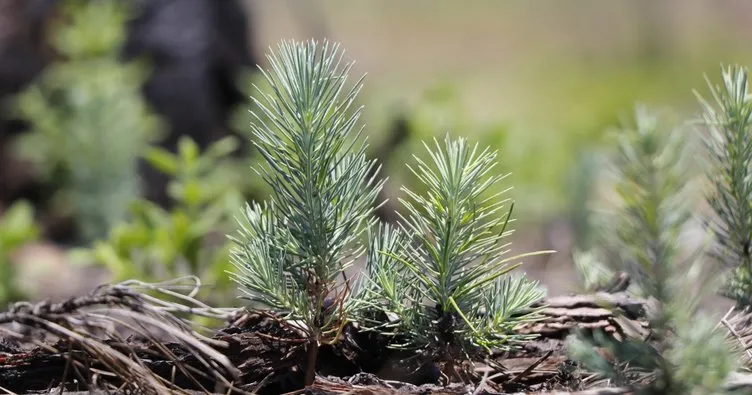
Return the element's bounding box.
[696,65,752,307]
[356,136,550,380]
[228,40,383,386]
[0,201,40,305]
[75,136,243,303]
[568,107,737,394]
[12,0,160,243]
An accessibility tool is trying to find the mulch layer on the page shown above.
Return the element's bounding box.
[0,292,649,394]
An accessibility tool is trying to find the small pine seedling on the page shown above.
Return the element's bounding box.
[568,107,737,394]
[228,40,383,386]
[357,136,551,381]
[696,65,752,306]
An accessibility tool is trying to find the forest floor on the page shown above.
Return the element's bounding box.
[0,288,652,395]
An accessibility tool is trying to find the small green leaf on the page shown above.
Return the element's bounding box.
[205,136,239,161]
[143,147,179,175]
[0,200,39,249]
[178,136,200,164]
[183,180,203,207]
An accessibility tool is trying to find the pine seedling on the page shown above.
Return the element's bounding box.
[696,65,752,306]
[568,107,737,394]
[228,40,383,385]
[358,135,550,380]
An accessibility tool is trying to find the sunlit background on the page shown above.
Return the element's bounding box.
[0,0,749,305]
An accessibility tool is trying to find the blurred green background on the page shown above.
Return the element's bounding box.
[1,0,751,305]
[250,0,752,216]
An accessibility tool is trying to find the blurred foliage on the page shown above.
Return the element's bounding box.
[359,40,752,222]
[0,201,40,306]
[566,150,606,253]
[72,136,244,304]
[377,84,511,217]
[12,0,161,243]
[228,70,275,201]
[52,0,131,58]
[506,59,707,218]
[369,71,660,221]
[696,65,752,307]
[569,106,737,394]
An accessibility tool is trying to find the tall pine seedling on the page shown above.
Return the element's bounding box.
[229,40,383,385]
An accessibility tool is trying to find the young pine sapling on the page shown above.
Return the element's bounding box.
[697,65,752,307]
[228,40,383,385]
[357,136,551,381]
[568,107,737,394]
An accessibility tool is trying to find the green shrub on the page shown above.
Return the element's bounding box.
[12,0,160,243]
[73,136,243,304]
